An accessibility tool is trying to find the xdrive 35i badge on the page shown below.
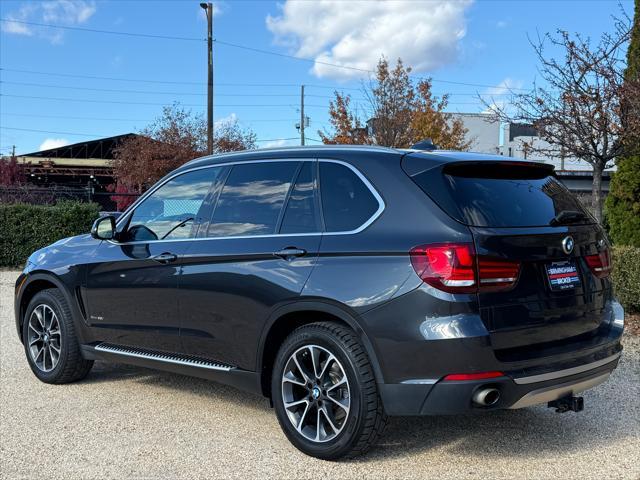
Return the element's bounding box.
[562,236,575,255]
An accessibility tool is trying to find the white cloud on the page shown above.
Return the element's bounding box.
[485,77,523,96]
[1,1,97,43]
[215,113,238,128]
[2,3,37,36]
[481,77,523,114]
[266,0,473,81]
[39,138,70,151]
[496,20,508,28]
[261,139,293,149]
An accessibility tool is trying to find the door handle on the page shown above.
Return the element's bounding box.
[273,247,307,260]
[153,252,178,264]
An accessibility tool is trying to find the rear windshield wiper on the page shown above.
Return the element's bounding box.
[549,210,589,226]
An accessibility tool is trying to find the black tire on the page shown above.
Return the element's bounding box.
[22,288,93,384]
[271,322,387,460]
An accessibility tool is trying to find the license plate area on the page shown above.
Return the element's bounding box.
[546,260,581,291]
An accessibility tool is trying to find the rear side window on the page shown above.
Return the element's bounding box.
[208,161,298,237]
[320,162,379,232]
[410,163,593,228]
[280,162,321,234]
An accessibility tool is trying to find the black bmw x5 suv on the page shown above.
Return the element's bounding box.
[15,146,624,459]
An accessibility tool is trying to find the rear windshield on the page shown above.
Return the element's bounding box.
[410,163,594,228]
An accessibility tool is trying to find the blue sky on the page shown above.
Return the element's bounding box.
[0,0,632,155]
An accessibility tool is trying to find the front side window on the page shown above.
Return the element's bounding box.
[207,161,299,237]
[320,162,379,232]
[126,168,220,242]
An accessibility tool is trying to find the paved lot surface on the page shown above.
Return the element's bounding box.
[1,270,639,479]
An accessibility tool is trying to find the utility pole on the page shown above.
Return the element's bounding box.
[300,85,305,146]
[200,3,214,155]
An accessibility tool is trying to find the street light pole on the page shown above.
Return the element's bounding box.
[200,2,214,155]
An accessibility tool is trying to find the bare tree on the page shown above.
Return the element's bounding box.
[482,17,633,222]
[0,155,24,186]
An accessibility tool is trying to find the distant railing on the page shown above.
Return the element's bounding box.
[0,185,140,212]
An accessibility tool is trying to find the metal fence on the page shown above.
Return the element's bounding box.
[0,185,140,212]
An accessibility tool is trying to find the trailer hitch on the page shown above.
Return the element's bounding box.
[548,395,584,413]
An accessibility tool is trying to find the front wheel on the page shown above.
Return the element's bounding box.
[22,289,93,384]
[271,322,387,460]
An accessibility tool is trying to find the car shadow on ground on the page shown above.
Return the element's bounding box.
[80,359,638,462]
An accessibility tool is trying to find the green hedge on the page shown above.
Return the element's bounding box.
[0,202,100,267]
[612,245,640,313]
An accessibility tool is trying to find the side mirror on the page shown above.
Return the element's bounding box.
[91,215,117,241]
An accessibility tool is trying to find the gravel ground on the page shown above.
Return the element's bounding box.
[1,270,639,479]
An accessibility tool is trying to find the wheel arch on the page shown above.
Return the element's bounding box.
[257,301,384,399]
[16,272,75,343]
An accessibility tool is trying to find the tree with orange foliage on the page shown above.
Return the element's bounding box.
[111,104,256,196]
[411,79,472,150]
[319,93,371,145]
[320,57,470,150]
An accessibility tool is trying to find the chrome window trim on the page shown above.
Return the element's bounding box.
[110,157,385,246]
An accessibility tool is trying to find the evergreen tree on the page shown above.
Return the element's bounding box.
[607,0,640,246]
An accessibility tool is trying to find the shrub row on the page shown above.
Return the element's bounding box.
[612,245,640,313]
[0,201,100,268]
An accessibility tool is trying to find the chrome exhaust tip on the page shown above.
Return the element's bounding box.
[473,387,500,406]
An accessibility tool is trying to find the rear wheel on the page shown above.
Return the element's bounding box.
[272,322,387,460]
[22,289,93,384]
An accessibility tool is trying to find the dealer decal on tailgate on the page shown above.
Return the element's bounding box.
[546,260,581,291]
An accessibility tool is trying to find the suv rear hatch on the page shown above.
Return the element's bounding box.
[403,155,613,355]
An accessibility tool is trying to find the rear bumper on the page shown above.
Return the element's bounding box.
[370,294,625,416]
[379,350,621,415]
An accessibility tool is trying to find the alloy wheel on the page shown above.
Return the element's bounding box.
[27,304,62,372]
[281,344,351,443]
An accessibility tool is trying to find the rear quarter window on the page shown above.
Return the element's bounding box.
[319,162,379,232]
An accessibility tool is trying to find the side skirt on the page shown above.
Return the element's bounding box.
[81,342,263,396]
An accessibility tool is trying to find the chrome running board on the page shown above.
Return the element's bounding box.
[94,343,233,372]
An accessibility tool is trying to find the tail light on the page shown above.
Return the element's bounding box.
[585,249,612,278]
[409,243,476,293]
[409,243,520,293]
[477,257,520,289]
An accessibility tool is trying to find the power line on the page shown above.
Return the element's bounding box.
[0,81,306,97]
[0,93,331,108]
[0,20,529,91]
[0,18,203,41]
[0,68,515,96]
[0,68,309,88]
[1,126,302,144]
[1,126,108,137]
[1,92,484,107]
[0,112,298,123]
